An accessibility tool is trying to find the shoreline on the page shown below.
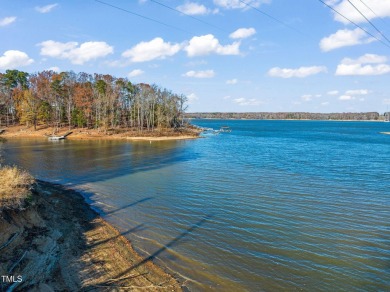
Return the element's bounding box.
[0,125,200,141]
[0,180,182,291]
[188,117,386,122]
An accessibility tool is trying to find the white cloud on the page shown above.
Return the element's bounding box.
[321,102,330,106]
[185,34,240,57]
[339,95,354,100]
[187,93,199,102]
[213,0,270,10]
[345,89,369,95]
[320,28,374,52]
[47,66,60,72]
[0,50,34,69]
[230,27,256,39]
[327,90,339,95]
[325,0,339,6]
[122,37,181,62]
[177,2,216,15]
[0,16,16,27]
[128,69,144,77]
[226,78,238,84]
[39,40,113,65]
[337,89,370,101]
[268,66,327,78]
[35,3,58,13]
[40,41,78,57]
[341,54,387,65]
[336,54,390,76]
[301,94,313,101]
[383,99,390,105]
[330,0,390,24]
[183,70,215,78]
[233,97,262,106]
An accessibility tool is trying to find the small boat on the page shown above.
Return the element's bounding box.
[48,135,65,140]
[201,128,220,136]
[219,126,232,133]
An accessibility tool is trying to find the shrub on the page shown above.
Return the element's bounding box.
[0,166,35,212]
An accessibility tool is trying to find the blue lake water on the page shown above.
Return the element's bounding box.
[2,120,390,291]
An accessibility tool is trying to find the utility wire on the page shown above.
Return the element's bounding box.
[357,0,390,27]
[357,0,381,19]
[94,0,190,34]
[149,0,227,33]
[347,0,390,44]
[317,0,390,49]
[239,0,308,37]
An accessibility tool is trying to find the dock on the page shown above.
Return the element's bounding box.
[46,131,73,140]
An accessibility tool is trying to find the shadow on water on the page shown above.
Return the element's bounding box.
[2,139,200,186]
[104,197,154,216]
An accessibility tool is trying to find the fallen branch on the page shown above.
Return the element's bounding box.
[0,233,19,251]
[90,280,173,289]
[105,272,149,284]
[6,281,21,292]
[8,251,27,274]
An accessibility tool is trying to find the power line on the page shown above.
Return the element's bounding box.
[357,0,390,28]
[317,0,390,49]
[347,0,390,44]
[357,0,381,19]
[239,0,308,37]
[149,0,227,33]
[94,0,190,34]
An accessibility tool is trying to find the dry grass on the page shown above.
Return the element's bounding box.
[0,166,35,211]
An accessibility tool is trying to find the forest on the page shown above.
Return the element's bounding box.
[186,111,383,121]
[0,70,187,132]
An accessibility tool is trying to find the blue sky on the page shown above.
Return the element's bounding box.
[1,0,390,113]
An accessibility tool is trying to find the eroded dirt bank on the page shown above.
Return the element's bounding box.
[0,181,182,291]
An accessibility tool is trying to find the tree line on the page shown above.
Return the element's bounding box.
[186,112,383,121]
[0,70,188,132]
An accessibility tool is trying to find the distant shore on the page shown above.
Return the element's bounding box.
[0,180,182,291]
[0,125,200,141]
[186,111,384,121]
[188,117,385,122]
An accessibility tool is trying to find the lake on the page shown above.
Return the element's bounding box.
[2,120,390,291]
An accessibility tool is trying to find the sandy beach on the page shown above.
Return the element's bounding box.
[0,180,182,291]
[0,125,200,141]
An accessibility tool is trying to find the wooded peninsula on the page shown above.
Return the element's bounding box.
[1,69,387,140]
[0,70,189,134]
